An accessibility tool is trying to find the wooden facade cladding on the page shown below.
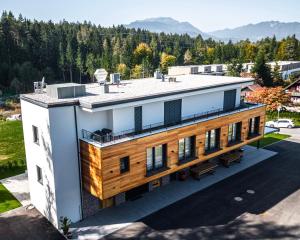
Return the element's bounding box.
[80,106,266,200]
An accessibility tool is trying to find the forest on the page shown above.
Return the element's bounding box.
[1,11,300,94]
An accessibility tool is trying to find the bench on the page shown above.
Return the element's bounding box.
[190,162,218,180]
[219,150,242,167]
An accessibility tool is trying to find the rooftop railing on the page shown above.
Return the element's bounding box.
[82,102,263,146]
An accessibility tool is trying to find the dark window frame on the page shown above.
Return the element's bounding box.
[248,116,260,137]
[146,144,167,173]
[178,135,196,163]
[228,122,242,144]
[205,128,221,153]
[32,125,39,145]
[36,165,43,185]
[120,156,130,174]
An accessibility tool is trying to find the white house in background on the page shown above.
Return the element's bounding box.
[168,64,225,76]
[21,74,265,229]
[242,61,300,80]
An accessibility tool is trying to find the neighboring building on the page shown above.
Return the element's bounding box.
[242,61,300,80]
[268,61,300,80]
[21,74,266,228]
[241,84,263,98]
[285,78,300,104]
[168,64,225,76]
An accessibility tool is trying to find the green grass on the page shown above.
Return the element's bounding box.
[0,121,26,180]
[0,183,21,213]
[249,133,291,148]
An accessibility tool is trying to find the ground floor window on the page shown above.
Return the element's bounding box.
[178,136,196,162]
[146,144,167,173]
[205,128,221,153]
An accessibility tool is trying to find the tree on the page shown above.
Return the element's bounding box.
[76,45,84,83]
[184,49,193,65]
[160,52,176,74]
[227,59,243,77]
[271,62,284,86]
[86,53,99,81]
[251,49,273,86]
[66,40,74,82]
[131,64,143,79]
[58,42,66,82]
[117,63,128,79]
[246,87,291,111]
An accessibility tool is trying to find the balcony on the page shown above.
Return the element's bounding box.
[82,102,264,146]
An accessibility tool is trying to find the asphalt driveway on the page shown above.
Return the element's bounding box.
[104,138,300,240]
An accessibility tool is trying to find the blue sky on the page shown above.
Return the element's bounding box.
[1,0,300,32]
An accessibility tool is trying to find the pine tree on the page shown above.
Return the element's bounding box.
[252,49,273,86]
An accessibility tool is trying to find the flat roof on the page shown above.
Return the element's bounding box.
[21,74,254,109]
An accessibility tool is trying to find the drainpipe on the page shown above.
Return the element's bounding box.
[74,105,83,220]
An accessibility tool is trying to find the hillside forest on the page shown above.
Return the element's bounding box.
[1,11,300,94]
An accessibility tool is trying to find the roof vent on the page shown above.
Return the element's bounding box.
[110,73,121,84]
[46,83,86,99]
[154,70,162,79]
[34,77,46,93]
[168,77,177,82]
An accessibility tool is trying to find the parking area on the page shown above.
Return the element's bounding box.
[104,137,300,240]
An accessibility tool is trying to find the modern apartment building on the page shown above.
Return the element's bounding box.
[243,61,300,80]
[168,64,225,76]
[20,74,266,228]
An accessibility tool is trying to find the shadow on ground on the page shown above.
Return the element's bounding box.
[104,140,300,239]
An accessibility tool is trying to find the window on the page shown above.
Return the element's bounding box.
[146,144,167,173]
[248,117,260,137]
[178,136,196,162]
[32,125,39,145]
[120,156,130,174]
[205,129,221,153]
[36,166,43,185]
[228,122,242,143]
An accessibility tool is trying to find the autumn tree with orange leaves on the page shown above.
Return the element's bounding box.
[245,87,291,111]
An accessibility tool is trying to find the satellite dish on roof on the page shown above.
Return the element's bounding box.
[94,69,108,84]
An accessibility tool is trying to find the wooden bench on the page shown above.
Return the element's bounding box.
[219,150,242,167]
[190,162,218,180]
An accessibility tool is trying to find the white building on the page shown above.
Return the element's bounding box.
[21,74,262,228]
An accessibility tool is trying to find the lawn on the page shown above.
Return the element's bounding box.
[0,120,26,180]
[249,133,290,148]
[0,183,21,213]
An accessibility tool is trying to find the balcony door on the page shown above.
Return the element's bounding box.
[164,99,182,126]
[134,106,142,132]
[223,89,236,111]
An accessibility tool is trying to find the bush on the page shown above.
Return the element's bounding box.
[267,111,300,126]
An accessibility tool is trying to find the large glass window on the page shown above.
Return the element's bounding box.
[146,144,167,173]
[228,122,242,143]
[205,128,220,152]
[248,117,260,136]
[178,136,195,162]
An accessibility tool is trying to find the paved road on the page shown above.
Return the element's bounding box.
[104,137,300,239]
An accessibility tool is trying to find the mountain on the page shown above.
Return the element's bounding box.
[209,21,300,41]
[126,17,211,39]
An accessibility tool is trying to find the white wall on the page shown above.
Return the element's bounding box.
[21,100,82,228]
[49,106,81,226]
[21,100,58,227]
[112,107,134,133]
[181,90,224,117]
[76,108,108,135]
[235,87,241,107]
[142,102,164,126]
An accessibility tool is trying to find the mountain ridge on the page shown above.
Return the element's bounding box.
[126,18,300,41]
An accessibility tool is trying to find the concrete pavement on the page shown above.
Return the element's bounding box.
[71,145,277,240]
